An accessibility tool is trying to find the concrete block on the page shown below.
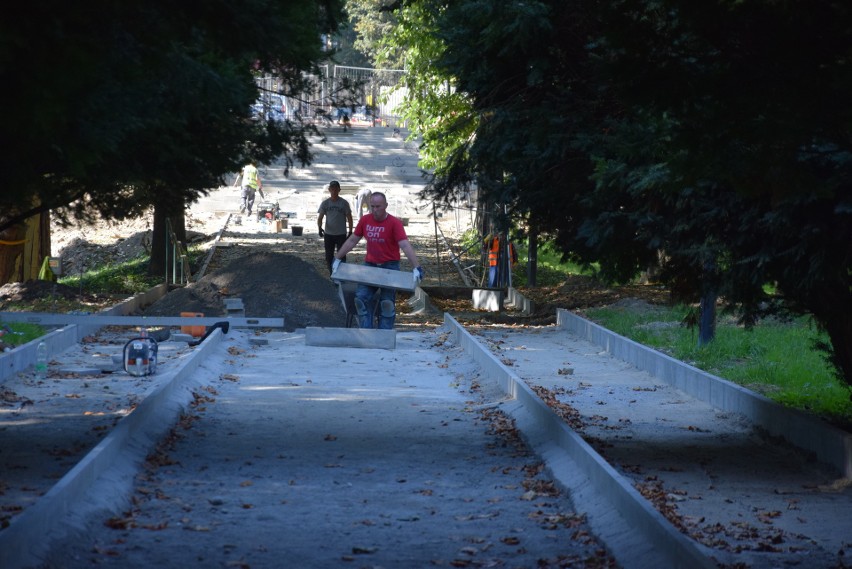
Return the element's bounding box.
[506,287,534,314]
[331,263,416,292]
[249,337,270,346]
[226,298,246,317]
[406,287,439,315]
[305,327,396,349]
[472,289,503,312]
[169,333,194,343]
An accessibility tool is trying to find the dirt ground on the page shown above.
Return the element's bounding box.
[0,211,672,329]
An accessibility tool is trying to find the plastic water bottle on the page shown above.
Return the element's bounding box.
[35,341,48,380]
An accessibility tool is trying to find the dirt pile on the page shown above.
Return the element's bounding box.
[142,251,345,331]
[6,212,673,327]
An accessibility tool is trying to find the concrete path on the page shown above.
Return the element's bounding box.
[457,322,851,569]
[197,125,434,228]
[33,327,614,569]
[7,314,851,568]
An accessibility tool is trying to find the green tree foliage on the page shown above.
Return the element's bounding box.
[330,23,372,67]
[421,0,605,249]
[375,0,852,389]
[345,0,406,69]
[375,0,478,176]
[0,0,343,233]
[589,0,852,387]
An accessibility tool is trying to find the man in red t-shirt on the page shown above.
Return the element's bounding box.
[333,192,423,329]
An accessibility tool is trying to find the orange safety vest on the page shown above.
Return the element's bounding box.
[487,238,499,267]
[487,238,516,267]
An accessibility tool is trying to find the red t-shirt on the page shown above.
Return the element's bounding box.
[354,214,408,264]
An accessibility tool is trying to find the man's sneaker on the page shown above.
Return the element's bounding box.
[239,205,246,213]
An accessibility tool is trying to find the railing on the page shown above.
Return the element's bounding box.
[165,219,192,285]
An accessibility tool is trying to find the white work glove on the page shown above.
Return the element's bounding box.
[332,259,342,274]
[412,266,424,284]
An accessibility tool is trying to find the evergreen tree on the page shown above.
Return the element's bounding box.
[0,0,343,277]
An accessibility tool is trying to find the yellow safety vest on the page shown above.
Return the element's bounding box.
[242,164,259,189]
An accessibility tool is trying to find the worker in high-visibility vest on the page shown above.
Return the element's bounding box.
[236,161,264,216]
[486,235,517,288]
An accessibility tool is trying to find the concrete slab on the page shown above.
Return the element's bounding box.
[169,333,194,343]
[331,262,416,292]
[472,289,503,311]
[304,326,396,349]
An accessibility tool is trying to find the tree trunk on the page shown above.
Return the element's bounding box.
[810,288,852,397]
[698,260,717,347]
[824,316,852,399]
[496,230,509,288]
[527,226,538,288]
[0,210,50,284]
[698,291,716,347]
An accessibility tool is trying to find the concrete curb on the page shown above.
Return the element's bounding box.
[0,325,79,383]
[557,309,852,478]
[0,328,224,569]
[0,284,168,383]
[443,313,715,569]
[406,286,439,315]
[506,287,533,314]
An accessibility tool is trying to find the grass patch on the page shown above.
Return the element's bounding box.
[512,242,594,287]
[0,322,45,348]
[58,254,165,295]
[586,304,852,430]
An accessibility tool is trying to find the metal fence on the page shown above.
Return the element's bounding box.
[255,65,407,127]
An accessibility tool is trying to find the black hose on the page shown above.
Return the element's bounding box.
[188,321,230,346]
